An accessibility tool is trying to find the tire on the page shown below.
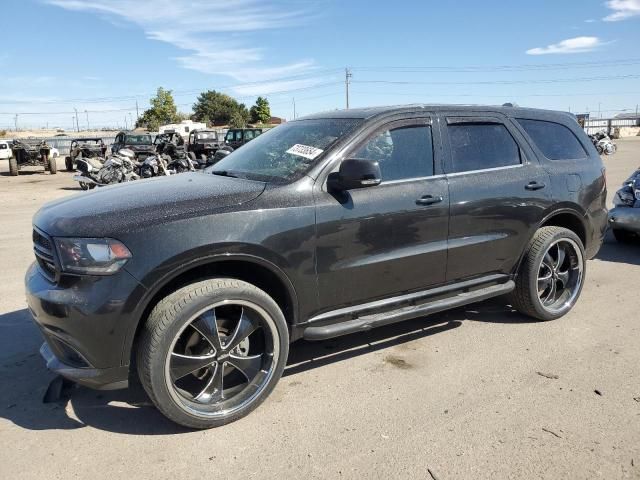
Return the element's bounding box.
[508,226,585,321]
[65,157,73,171]
[188,151,197,162]
[48,156,57,174]
[596,145,604,155]
[79,182,89,191]
[200,154,207,163]
[612,228,634,243]
[8,157,18,176]
[137,278,289,429]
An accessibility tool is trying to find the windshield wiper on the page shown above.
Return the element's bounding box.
[211,170,239,178]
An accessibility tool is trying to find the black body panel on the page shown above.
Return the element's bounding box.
[25,104,607,389]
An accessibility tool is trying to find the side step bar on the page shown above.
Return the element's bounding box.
[303,280,515,341]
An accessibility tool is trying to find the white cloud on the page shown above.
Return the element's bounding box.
[526,36,603,55]
[45,0,319,95]
[603,0,640,21]
[584,18,596,22]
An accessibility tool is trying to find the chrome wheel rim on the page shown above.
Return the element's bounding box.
[537,238,584,314]
[164,300,279,418]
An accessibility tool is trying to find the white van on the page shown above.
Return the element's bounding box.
[0,141,11,160]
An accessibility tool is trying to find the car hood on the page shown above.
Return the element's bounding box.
[34,173,266,237]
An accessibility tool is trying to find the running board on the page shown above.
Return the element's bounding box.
[303,280,514,341]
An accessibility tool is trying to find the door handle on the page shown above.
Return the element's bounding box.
[525,181,546,191]
[416,195,443,206]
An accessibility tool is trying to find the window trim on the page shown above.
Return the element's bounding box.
[442,116,525,175]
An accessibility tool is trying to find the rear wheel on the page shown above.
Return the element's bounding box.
[137,278,289,429]
[508,226,585,321]
[65,157,73,171]
[79,181,89,191]
[8,157,18,176]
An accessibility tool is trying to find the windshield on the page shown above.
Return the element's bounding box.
[196,132,218,140]
[125,135,152,145]
[207,119,362,183]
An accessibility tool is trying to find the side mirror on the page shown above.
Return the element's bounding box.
[327,158,382,192]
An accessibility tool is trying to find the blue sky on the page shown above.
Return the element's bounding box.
[2,0,639,130]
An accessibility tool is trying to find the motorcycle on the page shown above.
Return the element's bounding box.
[73,148,140,189]
[138,154,174,178]
[205,145,233,167]
[153,133,196,173]
[589,130,617,155]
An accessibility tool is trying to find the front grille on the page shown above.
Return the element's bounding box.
[33,228,58,282]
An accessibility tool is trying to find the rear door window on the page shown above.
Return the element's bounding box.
[447,122,521,173]
[516,118,587,160]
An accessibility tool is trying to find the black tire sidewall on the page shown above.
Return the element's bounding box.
[143,280,289,429]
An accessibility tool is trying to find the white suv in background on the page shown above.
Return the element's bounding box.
[0,140,11,160]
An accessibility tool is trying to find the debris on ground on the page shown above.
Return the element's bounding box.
[542,427,562,438]
[427,468,440,480]
[594,389,603,396]
[536,371,559,379]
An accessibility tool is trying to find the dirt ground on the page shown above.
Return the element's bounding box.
[0,141,639,480]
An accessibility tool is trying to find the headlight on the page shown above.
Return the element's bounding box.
[54,238,131,275]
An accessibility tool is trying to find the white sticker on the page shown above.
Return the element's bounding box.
[286,144,324,160]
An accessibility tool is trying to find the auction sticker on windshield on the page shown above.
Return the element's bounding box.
[286,144,324,160]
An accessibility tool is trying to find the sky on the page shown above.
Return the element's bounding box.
[1,0,639,130]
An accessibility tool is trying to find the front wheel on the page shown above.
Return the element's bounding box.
[48,156,57,174]
[508,226,585,321]
[137,278,289,429]
[65,157,73,171]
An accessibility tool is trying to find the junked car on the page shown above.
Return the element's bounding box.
[9,139,55,175]
[609,167,640,242]
[111,131,155,160]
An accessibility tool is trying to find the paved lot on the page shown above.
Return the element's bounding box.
[0,141,639,480]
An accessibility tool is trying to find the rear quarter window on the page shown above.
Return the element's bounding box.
[517,118,587,160]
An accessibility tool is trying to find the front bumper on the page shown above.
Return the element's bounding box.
[39,342,128,390]
[609,206,640,234]
[25,261,146,390]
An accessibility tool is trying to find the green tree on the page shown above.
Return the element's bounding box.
[229,111,247,128]
[192,90,250,126]
[135,87,181,131]
[250,96,271,124]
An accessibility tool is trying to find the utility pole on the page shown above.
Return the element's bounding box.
[292,97,296,119]
[598,102,601,119]
[14,114,18,131]
[74,108,80,132]
[85,110,90,131]
[136,100,140,122]
[345,67,352,109]
[124,116,128,130]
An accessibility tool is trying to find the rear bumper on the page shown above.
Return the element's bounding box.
[609,206,640,233]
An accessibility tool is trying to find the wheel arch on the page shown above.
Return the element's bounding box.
[123,253,298,367]
[512,207,587,277]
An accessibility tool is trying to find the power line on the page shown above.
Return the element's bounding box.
[353,74,640,87]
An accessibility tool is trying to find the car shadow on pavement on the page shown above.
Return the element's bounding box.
[0,298,533,435]
[594,235,640,266]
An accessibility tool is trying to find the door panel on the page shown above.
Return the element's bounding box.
[314,178,449,309]
[442,115,553,282]
[313,117,450,313]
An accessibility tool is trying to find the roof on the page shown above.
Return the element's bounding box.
[299,104,571,121]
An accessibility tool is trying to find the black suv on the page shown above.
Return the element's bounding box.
[224,127,262,149]
[26,105,607,428]
[111,131,155,160]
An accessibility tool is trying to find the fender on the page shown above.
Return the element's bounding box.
[120,250,299,366]
[511,206,588,276]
